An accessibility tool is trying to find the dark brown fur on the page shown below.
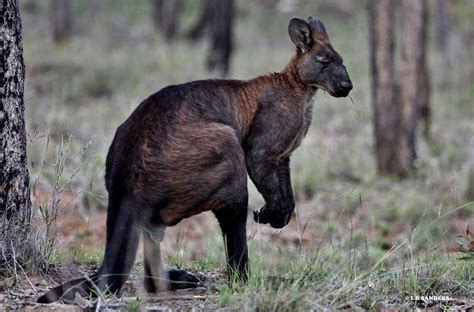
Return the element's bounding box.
[38,16,352,304]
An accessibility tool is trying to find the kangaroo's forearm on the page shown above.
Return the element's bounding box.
[248,154,295,228]
[247,155,294,207]
[246,155,281,204]
[276,157,295,207]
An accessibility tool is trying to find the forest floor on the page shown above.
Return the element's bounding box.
[1,193,472,311]
[1,0,473,311]
[1,265,472,311]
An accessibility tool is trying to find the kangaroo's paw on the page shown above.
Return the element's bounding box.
[168,268,200,290]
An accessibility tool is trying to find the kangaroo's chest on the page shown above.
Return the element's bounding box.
[277,97,315,159]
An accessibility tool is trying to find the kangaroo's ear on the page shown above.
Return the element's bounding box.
[288,17,313,53]
[306,16,328,41]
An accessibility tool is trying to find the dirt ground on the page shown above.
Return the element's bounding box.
[1,266,472,311]
[0,194,307,311]
[1,194,472,311]
[0,264,227,311]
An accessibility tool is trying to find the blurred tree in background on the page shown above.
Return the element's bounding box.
[417,0,430,137]
[396,0,429,175]
[206,0,234,77]
[435,0,450,77]
[151,0,182,41]
[50,0,72,43]
[151,0,234,77]
[369,0,397,177]
[369,0,430,178]
[186,0,213,41]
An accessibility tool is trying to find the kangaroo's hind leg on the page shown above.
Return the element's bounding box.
[143,226,166,293]
[143,226,200,293]
[94,197,142,295]
[212,137,250,282]
[213,167,249,282]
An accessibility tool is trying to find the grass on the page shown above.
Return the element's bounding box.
[16,0,474,310]
[174,231,472,310]
[138,202,472,310]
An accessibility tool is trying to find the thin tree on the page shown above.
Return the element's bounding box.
[151,0,182,41]
[418,0,430,137]
[396,0,427,176]
[185,0,235,76]
[435,0,450,87]
[466,139,474,202]
[50,0,72,43]
[207,0,234,77]
[0,0,33,274]
[186,0,212,41]
[435,0,449,57]
[369,0,397,176]
[369,0,429,177]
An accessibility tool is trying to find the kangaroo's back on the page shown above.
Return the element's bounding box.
[104,79,249,193]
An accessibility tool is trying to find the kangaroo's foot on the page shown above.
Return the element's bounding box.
[168,268,200,290]
[144,268,200,293]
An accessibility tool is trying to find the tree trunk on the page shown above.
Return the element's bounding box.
[0,0,32,275]
[151,0,182,40]
[435,0,450,86]
[369,0,429,178]
[418,0,430,137]
[186,0,212,41]
[395,0,426,176]
[207,0,234,77]
[50,0,72,43]
[466,166,474,202]
[369,0,397,176]
[435,0,449,56]
[465,139,474,202]
[151,0,162,31]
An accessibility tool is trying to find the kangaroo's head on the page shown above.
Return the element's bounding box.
[288,16,352,97]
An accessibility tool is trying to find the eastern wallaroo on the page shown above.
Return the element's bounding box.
[38,16,352,303]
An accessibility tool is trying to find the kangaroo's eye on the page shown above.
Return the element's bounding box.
[316,55,330,64]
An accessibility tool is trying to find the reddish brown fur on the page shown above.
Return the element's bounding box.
[38,16,353,304]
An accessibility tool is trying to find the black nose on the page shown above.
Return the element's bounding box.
[340,80,353,91]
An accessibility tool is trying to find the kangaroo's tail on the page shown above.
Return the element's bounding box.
[37,276,94,303]
[37,197,141,304]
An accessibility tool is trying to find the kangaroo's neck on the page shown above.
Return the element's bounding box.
[282,53,305,88]
[233,54,317,138]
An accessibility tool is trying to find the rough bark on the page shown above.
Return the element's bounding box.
[395,0,426,177]
[368,0,397,175]
[207,0,234,77]
[0,0,32,274]
[50,0,72,43]
[151,0,182,40]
